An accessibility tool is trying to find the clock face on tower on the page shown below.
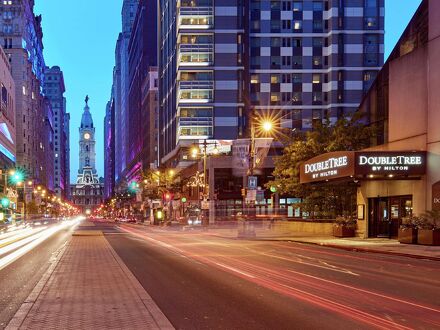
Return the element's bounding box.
[84,133,91,140]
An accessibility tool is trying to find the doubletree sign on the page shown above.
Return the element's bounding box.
[300,151,427,184]
[355,152,426,176]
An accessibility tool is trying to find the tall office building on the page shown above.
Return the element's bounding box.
[125,0,157,182]
[159,0,384,167]
[64,111,70,199]
[113,34,122,183]
[104,98,115,200]
[248,0,384,129]
[117,0,139,183]
[44,66,69,198]
[141,67,159,170]
[0,46,16,170]
[0,0,49,184]
[159,0,243,167]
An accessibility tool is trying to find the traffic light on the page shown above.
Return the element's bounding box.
[128,181,139,193]
[10,170,25,185]
[1,197,10,208]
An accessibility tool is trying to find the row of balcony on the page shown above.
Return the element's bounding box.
[178,6,213,29]
[178,43,214,66]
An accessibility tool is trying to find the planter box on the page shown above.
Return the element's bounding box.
[333,226,355,238]
[417,229,440,246]
[398,228,418,244]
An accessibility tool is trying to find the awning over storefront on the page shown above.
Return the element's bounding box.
[300,151,426,184]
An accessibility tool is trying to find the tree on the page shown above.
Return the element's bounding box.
[141,168,180,200]
[267,113,375,219]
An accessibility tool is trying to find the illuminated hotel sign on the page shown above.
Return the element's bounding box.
[300,151,426,184]
[355,152,426,175]
[300,151,355,184]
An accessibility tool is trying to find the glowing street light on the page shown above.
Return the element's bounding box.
[191,147,199,158]
[262,120,273,132]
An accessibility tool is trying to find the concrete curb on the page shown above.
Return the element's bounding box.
[212,234,440,262]
[105,237,175,330]
[5,240,70,330]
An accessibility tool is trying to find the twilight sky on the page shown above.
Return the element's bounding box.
[34,0,422,183]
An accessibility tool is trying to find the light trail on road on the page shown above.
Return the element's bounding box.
[119,224,440,329]
[0,217,82,271]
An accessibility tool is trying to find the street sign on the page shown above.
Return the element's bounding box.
[248,176,258,189]
[256,190,265,202]
[246,190,257,202]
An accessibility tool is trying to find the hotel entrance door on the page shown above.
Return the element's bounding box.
[368,196,412,238]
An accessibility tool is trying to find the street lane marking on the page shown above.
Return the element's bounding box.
[214,262,256,278]
[284,268,440,314]
[259,251,360,276]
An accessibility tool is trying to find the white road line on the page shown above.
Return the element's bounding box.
[214,262,256,278]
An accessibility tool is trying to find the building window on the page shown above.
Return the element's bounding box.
[271,74,280,84]
[250,74,259,84]
[363,71,377,92]
[312,74,321,84]
[313,2,323,11]
[364,35,379,66]
[293,2,302,11]
[313,56,322,67]
[292,74,302,83]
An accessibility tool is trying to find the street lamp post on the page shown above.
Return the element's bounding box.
[245,113,274,220]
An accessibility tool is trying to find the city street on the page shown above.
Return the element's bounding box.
[101,222,440,330]
[0,219,80,329]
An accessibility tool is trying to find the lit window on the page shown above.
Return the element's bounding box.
[250,75,259,84]
[271,75,280,84]
[312,74,321,84]
[22,86,26,95]
[271,93,280,102]
[293,20,302,30]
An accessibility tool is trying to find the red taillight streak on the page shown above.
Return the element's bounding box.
[119,225,436,329]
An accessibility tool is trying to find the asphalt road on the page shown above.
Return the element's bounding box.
[104,223,440,330]
[0,222,77,329]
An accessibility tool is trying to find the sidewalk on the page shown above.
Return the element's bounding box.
[209,227,440,261]
[7,223,174,329]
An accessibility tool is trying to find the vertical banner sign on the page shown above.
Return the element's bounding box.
[24,185,33,203]
[253,138,273,168]
[232,139,250,177]
[433,181,440,211]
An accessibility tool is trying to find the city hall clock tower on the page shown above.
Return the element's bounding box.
[71,96,103,213]
[78,96,96,174]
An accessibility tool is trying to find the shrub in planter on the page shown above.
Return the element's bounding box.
[333,216,356,238]
[417,211,440,246]
[398,216,420,244]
